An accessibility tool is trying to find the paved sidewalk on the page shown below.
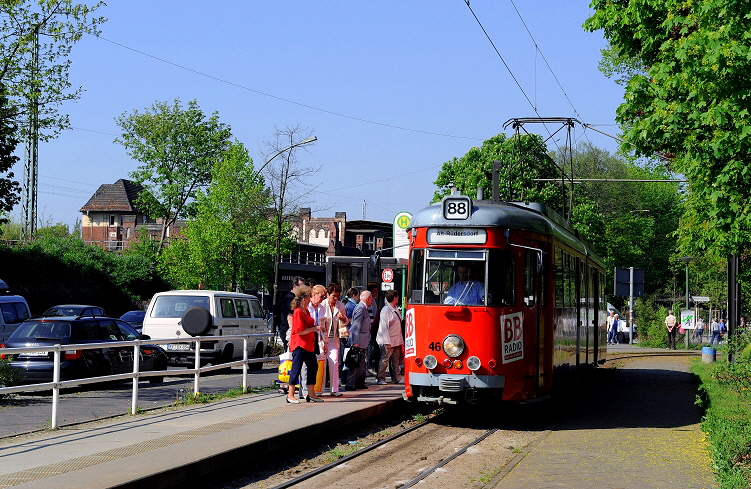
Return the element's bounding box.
[490,346,716,488]
[0,383,404,489]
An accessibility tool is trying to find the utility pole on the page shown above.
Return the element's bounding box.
[22,25,40,241]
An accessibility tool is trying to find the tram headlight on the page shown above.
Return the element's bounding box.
[424,355,438,370]
[442,335,465,358]
[467,356,481,371]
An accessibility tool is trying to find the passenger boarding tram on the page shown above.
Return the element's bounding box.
[404,191,607,404]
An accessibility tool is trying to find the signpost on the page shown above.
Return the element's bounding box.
[614,267,645,344]
[381,267,394,291]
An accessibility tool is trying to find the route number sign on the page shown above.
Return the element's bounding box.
[442,196,472,220]
[382,268,394,283]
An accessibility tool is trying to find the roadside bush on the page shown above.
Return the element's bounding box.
[0,357,22,392]
[633,299,669,348]
[693,358,751,488]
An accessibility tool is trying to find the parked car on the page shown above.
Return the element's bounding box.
[141,290,269,370]
[0,316,168,385]
[41,304,106,317]
[0,295,31,342]
[119,310,146,333]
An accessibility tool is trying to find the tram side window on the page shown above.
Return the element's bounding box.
[487,249,515,306]
[409,249,425,303]
[554,248,563,308]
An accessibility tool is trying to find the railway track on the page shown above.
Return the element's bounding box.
[208,410,545,489]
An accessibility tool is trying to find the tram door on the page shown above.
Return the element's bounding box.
[524,246,546,396]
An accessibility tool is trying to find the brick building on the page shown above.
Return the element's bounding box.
[79,179,184,250]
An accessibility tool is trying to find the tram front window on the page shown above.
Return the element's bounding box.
[410,249,515,306]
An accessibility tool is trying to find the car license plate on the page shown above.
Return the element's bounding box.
[19,351,47,357]
[167,343,191,351]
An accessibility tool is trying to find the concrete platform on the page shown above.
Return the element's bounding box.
[0,383,405,489]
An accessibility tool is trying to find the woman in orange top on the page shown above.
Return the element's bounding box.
[287,286,324,403]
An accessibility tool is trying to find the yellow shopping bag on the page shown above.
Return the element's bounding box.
[315,359,325,393]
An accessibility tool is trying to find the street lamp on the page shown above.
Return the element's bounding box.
[257,136,317,175]
[262,135,318,339]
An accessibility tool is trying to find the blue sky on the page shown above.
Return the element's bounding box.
[10,1,625,229]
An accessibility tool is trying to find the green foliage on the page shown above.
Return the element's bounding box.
[162,141,275,291]
[0,86,19,219]
[115,99,233,251]
[0,1,106,140]
[0,234,169,314]
[435,137,682,298]
[585,0,751,255]
[432,133,561,211]
[693,357,751,487]
[0,357,22,391]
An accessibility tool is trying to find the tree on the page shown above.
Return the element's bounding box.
[261,125,318,310]
[434,136,683,299]
[432,133,561,211]
[115,99,233,251]
[162,141,275,290]
[0,1,105,140]
[0,86,19,221]
[584,0,751,255]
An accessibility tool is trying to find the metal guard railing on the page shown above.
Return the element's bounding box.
[0,333,276,429]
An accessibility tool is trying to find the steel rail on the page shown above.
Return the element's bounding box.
[269,419,433,489]
[400,428,498,488]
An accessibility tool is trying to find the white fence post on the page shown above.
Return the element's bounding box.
[194,338,201,395]
[51,347,61,429]
[242,337,248,393]
[131,340,140,415]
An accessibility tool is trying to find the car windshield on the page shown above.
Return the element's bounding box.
[11,321,71,340]
[120,311,145,322]
[151,295,210,318]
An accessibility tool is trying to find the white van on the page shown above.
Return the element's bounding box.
[141,290,269,368]
[0,295,32,343]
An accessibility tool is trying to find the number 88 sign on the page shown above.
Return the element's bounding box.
[442,196,471,220]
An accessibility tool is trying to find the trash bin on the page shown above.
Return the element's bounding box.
[702,346,716,363]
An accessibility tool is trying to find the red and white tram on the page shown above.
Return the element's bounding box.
[404,191,607,404]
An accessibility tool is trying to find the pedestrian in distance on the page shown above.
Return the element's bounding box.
[607,311,619,345]
[286,286,324,404]
[695,317,705,344]
[665,310,678,350]
[345,290,372,391]
[322,282,347,397]
[710,318,721,345]
[376,289,404,385]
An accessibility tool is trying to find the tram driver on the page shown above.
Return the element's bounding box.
[444,263,484,305]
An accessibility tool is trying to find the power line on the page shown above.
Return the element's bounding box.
[462,1,563,155]
[508,0,583,122]
[97,36,482,142]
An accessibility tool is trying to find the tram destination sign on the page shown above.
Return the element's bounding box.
[426,228,487,245]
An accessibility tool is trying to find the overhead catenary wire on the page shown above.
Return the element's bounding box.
[97,36,482,142]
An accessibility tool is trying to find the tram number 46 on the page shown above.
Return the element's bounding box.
[427,342,442,351]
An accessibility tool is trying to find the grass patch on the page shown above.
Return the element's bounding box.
[179,384,276,406]
[692,358,751,488]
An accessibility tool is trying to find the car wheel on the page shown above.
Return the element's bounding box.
[181,306,213,336]
[149,356,167,384]
[248,343,264,371]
